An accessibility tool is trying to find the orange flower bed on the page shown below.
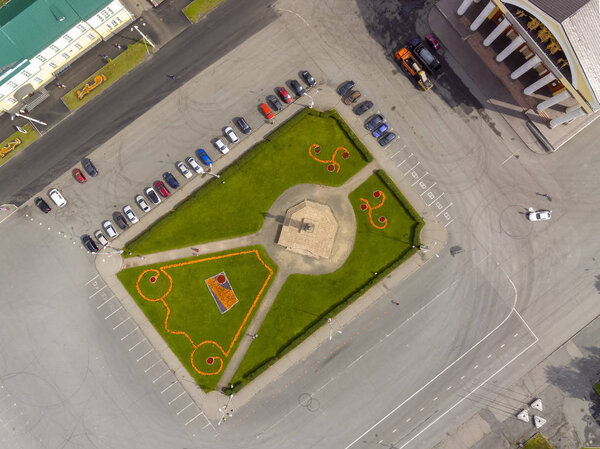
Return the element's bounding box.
[359,190,388,229]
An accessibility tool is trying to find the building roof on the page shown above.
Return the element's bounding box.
[0,0,110,81]
[528,0,590,22]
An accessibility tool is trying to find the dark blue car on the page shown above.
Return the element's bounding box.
[196,149,213,166]
[163,172,180,190]
[372,122,390,139]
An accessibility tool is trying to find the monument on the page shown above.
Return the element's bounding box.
[277,200,338,259]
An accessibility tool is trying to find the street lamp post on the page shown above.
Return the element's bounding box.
[327,318,342,341]
[11,112,47,126]
[130,22,155,52]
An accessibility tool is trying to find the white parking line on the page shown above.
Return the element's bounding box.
[121,326,139,340]
[105,306,122,319]
[113,316,131,330]
[403,161,420,176]
[444,219,454,227]
[153,370,170,383]
[177,402,194,415]
[411,172,429,186]
[436,203,453,217]
[128,338,146,351]
[96,296,114,309]
[161,382,177,394]
[168,391,185,405]
[137,348,154,362]
[85,275,100,285]
[89,285,107,298]
[144,359,162,373]
[185,412,203,426]
[420,182,437,196]
[427,192,444,207]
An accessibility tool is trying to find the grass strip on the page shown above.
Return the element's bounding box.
[0,123,38,167]
[183,0,224,23]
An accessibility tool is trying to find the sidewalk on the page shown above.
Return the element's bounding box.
[429,0,599,153]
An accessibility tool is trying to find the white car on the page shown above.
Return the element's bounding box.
[103,220,118,239]
[94,230,109,247]
[135,194,151,213]
[145,187,161,205]
[224,126,239,143]
[48,188,67,207]
[527,208,551,221]
[186,156,204,174]
[123,205,139,224]
[214,139,229,154]
[176,161,193,179]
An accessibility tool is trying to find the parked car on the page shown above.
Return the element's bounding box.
[224,126,239,143]
[235,117,252,134]
[186,156,204,174]
[354,101,373,115]
[123,205,139,224]
[82,158,98,177]
[82,235,99,253]
[410,37,442,71]
[103,220,118,239]
[135,194,151,213]
[163,172,180,190]
[267,95,282,111]
[527,208,552,221]
[365,114,385,131]
[214,139,229,154]
[372,122,390,138]
[425,33,441,51]
[114,212,129,230]
[260,103,274,119]
[301,70,316,87]
[176,161,192,179]
[73,168,87,184]
[337,80,355,96]
[378,132,396,147]
[155,181,170,198]
[290,79,305,96]
[145,187,161,205]
[48,188,67,207]
[277,87,293,104]
[35,197,51,213]
[343,90,361,105]
[196,149,213,166]
[94,230,109,247]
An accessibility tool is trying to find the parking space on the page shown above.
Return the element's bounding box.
[84,274,215,437]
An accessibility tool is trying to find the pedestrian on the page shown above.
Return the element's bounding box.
[252,333,258,340]
[167,74,176,80]
[391,300,400,306]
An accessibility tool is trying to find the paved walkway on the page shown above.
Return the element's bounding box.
[95,86,448,420]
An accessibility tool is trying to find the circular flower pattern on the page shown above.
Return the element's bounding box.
[378,216,386,223]
[149,276,156,283]
[206,357,214,365]
[342,151,350,159]
[373,190,381,198]
[360,204,367,211]
[327,164,335,172]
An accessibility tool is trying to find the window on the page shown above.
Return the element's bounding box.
[116,17,122,23]
[64,34,72,43]
[111,19,118,27]
[77,24,86,32]
[7,81,17,88]
[88,33,96,40]
[21,70,31,78]
[96,14,103,22]
[107,6,114,14]
[34,77,43,83]
[50,44,59,53]
[7,97,17,104]
[49,62,57,68]
[75,43,82,50]
[0,94,5,100]
[36,55,46,63]
[102,11,110,19]
[62,53,70,60]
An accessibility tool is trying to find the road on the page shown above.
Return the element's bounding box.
[0,0,599,448]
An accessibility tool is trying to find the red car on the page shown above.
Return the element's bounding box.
[73,168,87,183]
[260,103,274,119]
[425,33,440,51]
[276,87,293,104]
[154,181,170,197]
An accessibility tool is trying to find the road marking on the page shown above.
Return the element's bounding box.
[153,370,170,383]
[137,348,154,362]
[96,296,114,309]
[145,359,162,373]
[105,306,122,319]
[433,397,438,401]
[487,354,492,358]
[411,172,429,186]
[473,365,478,369]
[514,333,518,337]
[403,161,420,176]
[406,418,411,423]
[161,382,177,394]
[460,376,465,380]
[447,386,452,390]
[89,285,107,298]
[168,391,185,405]
[426,192,444,207]
[113,316,131,330]
[85,275,99,285]
[444,219,454,227]
[501,154,515,165]
[419,408,424,412]
[436,203,453,217]
[420,182,437,196]
[500,344,505,349]
[121,326,139,340]
[177,402,194,415]
[128,338,146,351]
[393,428,397,433]
[185,412,203,426]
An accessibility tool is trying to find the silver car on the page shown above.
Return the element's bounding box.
[135,194,151,213]
[94,230,109,247]
[102,220,118,239]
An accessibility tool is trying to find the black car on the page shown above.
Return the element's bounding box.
[354,101,373,116]
[82,234,99,253]
[378,132,396,147]
[337,80,355,96]
[82,158,98,177]
[267,95,282,111]
[34,197,51,213]
[365,114,385,131]
[301,70,316,87]
[114,212,129,230]
[163,172,180,190]
[290,79,305,96]
[236,117,252,134]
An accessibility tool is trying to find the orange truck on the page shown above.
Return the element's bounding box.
[394,48,433,91]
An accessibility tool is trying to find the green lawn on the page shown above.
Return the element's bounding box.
[62,41,151,111]
[118,246,277,391]
[183,0,224,22]
[523,434,553,449]
[124,109,372,255]
[0,123,38,167]
[230,171,421,389]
